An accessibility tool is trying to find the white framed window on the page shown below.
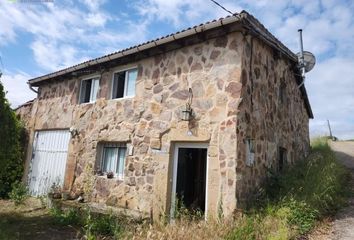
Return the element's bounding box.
[79,78,99,103]
[100,143,127,179]
[245,139,255,167]
[112,68,138,99]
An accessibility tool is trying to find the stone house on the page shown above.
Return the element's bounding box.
[17,11,313,220]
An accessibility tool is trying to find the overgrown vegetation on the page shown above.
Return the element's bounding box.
[9,181,28,205]
[46,138,348,240]
[50,205,125,239]
[0,80,26,198]
[226,138,350,239]
[0,137,349,239]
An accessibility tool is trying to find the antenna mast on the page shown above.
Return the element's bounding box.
[298,29,305,88]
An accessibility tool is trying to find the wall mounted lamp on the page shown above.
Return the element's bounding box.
[181,88,193,121]
[69,126,79,138]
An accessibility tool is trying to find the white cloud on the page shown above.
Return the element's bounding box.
[80,0,107,11]
[135,0,242,27]
[0,1,149,72]
[0,0,353,139]
[86,12,109,27]
[1,72,36,108]
[31,39,90,72]
[0,0,151,108]
[306,57,354,139]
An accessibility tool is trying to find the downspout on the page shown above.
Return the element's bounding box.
[28,82,38,94]
[249,36,254,112]
[249,35,256,166]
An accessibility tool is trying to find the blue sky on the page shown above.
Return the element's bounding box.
[0,0,353,139]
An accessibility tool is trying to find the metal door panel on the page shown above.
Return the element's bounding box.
[28,130,70,196]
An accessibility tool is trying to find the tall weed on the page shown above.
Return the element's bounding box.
[226,138,350,239]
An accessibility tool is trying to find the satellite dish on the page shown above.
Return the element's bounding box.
[296,51,316,73]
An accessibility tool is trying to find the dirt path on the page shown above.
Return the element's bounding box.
[0,198,80,240]
[328,141,354,240]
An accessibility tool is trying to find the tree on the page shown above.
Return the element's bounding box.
[0,79,25,198]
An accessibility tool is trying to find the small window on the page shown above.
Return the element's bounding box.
[278,147,287,171]
[79,78,99,103]
[100,143,127,179]
[246,139,255,166]
[112,68,138,99]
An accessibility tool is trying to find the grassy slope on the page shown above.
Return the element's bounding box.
[226,138,350,240]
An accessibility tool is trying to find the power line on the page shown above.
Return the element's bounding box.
[210,0,234,16]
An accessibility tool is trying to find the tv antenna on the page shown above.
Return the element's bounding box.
[297,29,316,88]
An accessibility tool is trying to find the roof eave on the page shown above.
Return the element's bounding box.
[28,14,241,86]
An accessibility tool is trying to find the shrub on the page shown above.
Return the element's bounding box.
[83,210,124,239]
[225,216,257,240]
[9,181,28,205]
[50,206,81,226]
[0,81,26,198]
[50,206,124,239]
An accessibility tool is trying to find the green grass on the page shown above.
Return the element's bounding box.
[1,138,350,240]
[0,199,79,240]
[50,205,126,239]
[226,137,351,239]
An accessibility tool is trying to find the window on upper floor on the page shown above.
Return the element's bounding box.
[98,142,127,179]
[79,78,99,104]
[112,68,138,99]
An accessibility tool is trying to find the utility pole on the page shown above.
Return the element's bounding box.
[327,119,333,139]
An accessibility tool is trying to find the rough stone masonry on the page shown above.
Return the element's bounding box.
[16,13,311,220]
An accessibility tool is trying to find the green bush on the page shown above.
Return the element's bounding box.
[50,206,81,226]
[84,210,124,239]
[226,216,257,240]
[8,181,28,205]
[0,81,26,198]
[50,206,124,239]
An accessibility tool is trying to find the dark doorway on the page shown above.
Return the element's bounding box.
[176,148,207,213]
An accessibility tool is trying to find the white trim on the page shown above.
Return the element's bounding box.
[79,75,101,104]
[81,74,101,81]
[170,142,209,220]
[99,143,127,181]
[110,66,138,100]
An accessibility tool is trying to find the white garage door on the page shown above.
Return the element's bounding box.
[28,130,71,196]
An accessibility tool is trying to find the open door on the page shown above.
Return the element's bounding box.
[171,143,208,218]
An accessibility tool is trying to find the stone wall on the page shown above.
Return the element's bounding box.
[16,102,33,127]
[18,32,245,219]
[235,35,310,205]
[17,30,311,219]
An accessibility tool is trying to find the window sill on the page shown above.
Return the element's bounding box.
[110,96,134,101]
[78,101,95,105]
[96,175,124,181]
